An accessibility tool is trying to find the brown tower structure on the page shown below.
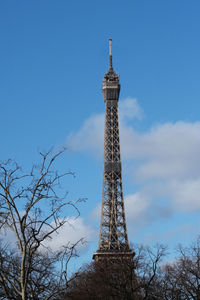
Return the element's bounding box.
[93,40,133,261]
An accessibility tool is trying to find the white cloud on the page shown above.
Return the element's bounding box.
[66,98,200,226]
[144,223,196,245]
[124,184,173,234]
[0,227,17,247]
[119,98,144,121]
[66,98,143,156]
[67,99,200,182]
[125,192,150,223]
[120,122,200,180]
[90,203,101,220]
[0,217,94,254]
[66,113,104,155]
[169,178,200,212]
[43,217,94,252]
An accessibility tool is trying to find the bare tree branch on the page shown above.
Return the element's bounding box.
[0,149,83,300]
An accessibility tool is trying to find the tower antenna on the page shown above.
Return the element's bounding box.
[109,38,112,56]
[109,38,113,70]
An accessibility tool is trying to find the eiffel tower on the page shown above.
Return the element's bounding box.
[93,40,133,261]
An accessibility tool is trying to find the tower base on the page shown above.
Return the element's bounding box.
[92,250,143,299]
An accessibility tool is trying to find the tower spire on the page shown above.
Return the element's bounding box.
[109,38,113,70]
[109,38,112,56]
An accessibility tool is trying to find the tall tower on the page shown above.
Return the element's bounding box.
[93,40,133,261]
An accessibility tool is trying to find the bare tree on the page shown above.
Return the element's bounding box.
[159,237,200,300]
[63,244,167,300]
[0,150,83,300]
[63,259,140,300]
[64,233,200,300]
[141,236,200,300]
[134,243,167,299]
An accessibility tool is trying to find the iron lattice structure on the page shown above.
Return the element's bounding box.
[93,40,133,260]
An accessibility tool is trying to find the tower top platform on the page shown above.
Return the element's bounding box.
[103,39,120,84]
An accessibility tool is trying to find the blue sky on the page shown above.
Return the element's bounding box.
[1,0,200,268]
